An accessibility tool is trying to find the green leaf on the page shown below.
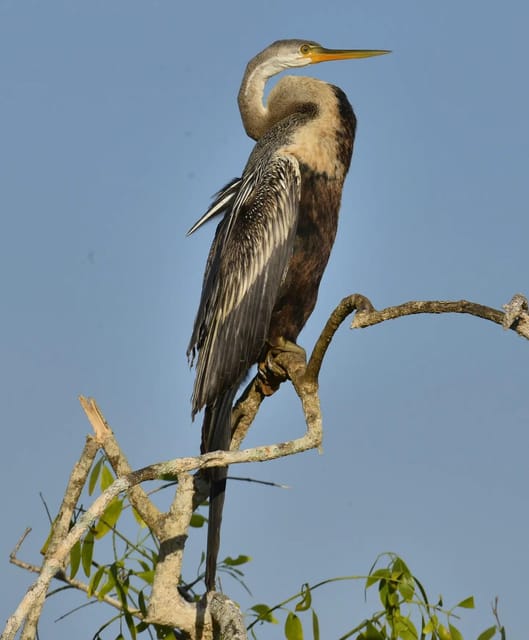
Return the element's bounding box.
[135,559,151,573]
[456,596,475,609]
[69,539,81,579]
[391,556,411,576]
[81,529,95,577]
[190,514,206,528]
[366,568,390,589]
[136,570,155,585]
[378,581,389,608]
[284,612,303,640]
[476,626,497,640]
[131,507,146,528]
[110,562,129,607]
[396,617,418,640]
[88,565,106,597]
[311,609,320,640]
[250,604,278,624]
[138,590,148,616]
[124,611,137,640]
[398,579,415,602]
[93,498,123,539]
[40,522,55,556]
[88,456,104,495]
[363,622,385,640]
[449,623,464,640]
[413,576,430,607]
[295,584,312,611]
[387,590,399,607]
[100,464,114,491]
[422,616,437,635]
[98,572,116,599]
[223,554,251,566]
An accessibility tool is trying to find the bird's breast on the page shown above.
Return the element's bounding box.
[283,121,346,179]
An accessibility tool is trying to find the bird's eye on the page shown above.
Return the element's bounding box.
[300,44,311,55]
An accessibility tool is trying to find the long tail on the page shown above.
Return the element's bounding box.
[202,387,237,592]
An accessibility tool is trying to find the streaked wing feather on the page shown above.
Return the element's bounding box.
[186,177,242,236]
[188,152,301,414]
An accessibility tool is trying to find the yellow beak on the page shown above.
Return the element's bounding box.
[307,46,391,64]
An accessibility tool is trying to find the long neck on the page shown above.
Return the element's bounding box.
[237,52,282,141]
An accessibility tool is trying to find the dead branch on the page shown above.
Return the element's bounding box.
[9,539,129,613]
[350,294,529,339]
[207,593,246,640]
[3,292,527,640]
[80,396,163,534]
[147,473,210,635]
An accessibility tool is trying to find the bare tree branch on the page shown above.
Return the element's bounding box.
[19,436,100,640]
[307,293,375,381]
[207,593,246,640]
[351,294,529,340]
[2,438,104,640]
[502,293,529,332]
[9,541,131,614]
[80,396,163,534]
[147,473,210,635]
[3,292,527,640]
[230,376,267,450]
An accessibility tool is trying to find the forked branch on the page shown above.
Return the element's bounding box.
[2,292,526,640]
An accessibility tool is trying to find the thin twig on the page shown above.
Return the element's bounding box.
[227,476,290,489]
[9,528,32,564]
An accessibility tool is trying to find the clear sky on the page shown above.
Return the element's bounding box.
[1,1,528,638]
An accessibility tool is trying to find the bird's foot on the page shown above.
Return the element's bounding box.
[258,339,307,396]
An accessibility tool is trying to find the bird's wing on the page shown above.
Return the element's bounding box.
[188,151,301,415]
[186,177,242,236]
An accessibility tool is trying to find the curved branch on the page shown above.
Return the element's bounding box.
[350,294,529,340]
[306,294,374,381]
[229,295,373,447]
[306,293,529,385]
[230,375,267,450]
[230,293,528,462]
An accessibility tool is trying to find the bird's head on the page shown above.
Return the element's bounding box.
[239,39,390,139]
[259,39,390,73]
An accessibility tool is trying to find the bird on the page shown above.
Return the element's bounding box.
[187,39,389,591]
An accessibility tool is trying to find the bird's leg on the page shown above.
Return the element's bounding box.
[258,338,307,396]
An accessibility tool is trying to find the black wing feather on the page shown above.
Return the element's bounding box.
[186,177,242,236]
[188,151,301,417]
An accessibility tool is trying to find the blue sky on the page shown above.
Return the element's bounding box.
[1,1,528,638]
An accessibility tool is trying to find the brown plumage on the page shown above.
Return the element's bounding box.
[187,39,389,591]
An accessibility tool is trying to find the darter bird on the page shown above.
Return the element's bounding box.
[187,39,389,591]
